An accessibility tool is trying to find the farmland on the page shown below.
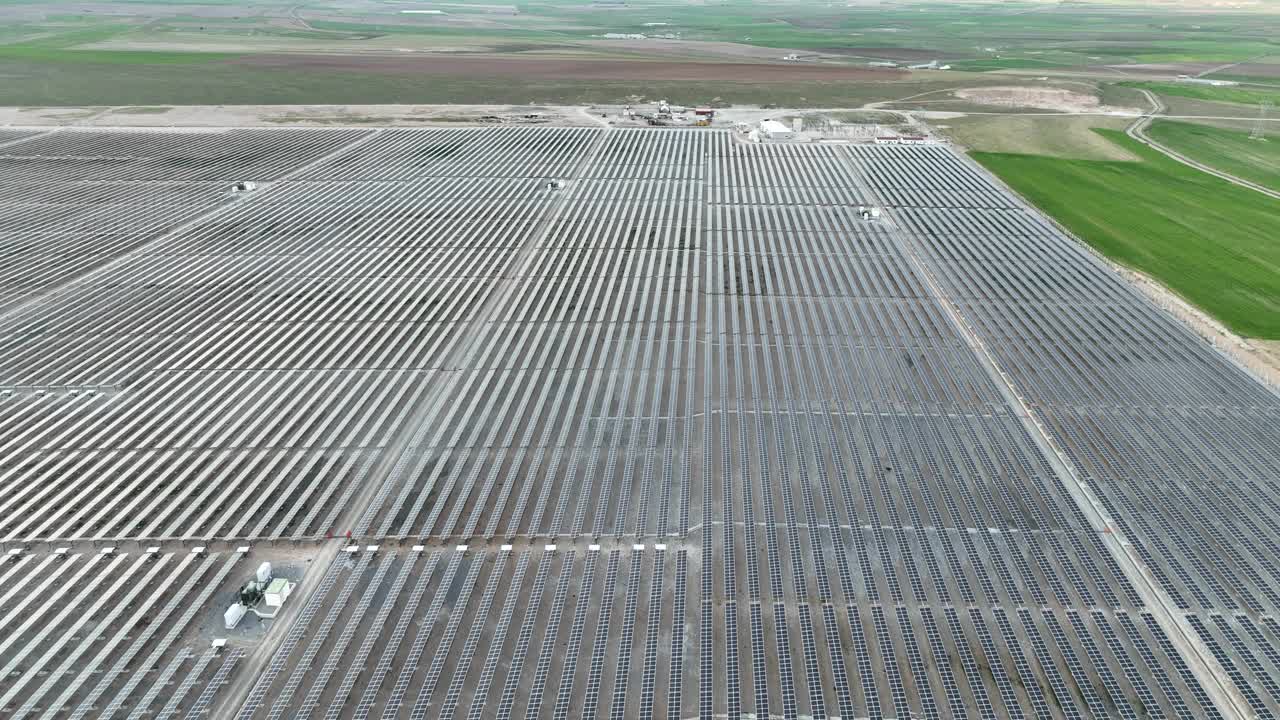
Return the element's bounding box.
[0,56,977,107]
[0,1,1278,106]
[974,130,1280,338]
[1147,119,1280,192]
[1119,81,1280,109]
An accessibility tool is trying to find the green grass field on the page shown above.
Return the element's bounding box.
[1119,81,1280,108]
[1147,120,1280,192]
[974,130,1280,338]
[0,25,235,64]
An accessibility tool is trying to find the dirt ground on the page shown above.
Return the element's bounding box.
[937,114,1136,160]
[954,86,1137,114]
[1,103,921,129]
[0,103,605,127]
[957,85,1146,113]
[224,54,905,83]
[1257,340,1280,370]
[820,46,940,61]
[575,39,818,62]
[0,106,108,125]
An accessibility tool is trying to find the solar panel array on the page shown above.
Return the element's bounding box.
[0,126,589,543]
[856,142,1280,719]
[355,128,711,542]
[0,127,370,310]
[0,549,243,718]
[0,126,1277,718]
[0,129,44,148]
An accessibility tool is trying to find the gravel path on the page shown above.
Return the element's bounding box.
[1126,88,1280,200]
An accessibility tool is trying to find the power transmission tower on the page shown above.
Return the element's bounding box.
[1251,100,1273,141]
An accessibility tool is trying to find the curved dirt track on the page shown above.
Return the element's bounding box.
[1127,88,1280,201]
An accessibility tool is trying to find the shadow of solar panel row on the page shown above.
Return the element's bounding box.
[0,549,247,718]
[852,142,1280,717]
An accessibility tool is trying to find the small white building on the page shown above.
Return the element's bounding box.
[759,120,794,140]
[265,578,295,608]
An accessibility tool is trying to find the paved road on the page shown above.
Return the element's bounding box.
[1127,88,1280,201]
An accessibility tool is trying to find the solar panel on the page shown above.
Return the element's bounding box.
[10,129,1280,720]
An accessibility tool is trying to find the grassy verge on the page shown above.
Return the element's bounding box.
[973,130,1280,338]
[1146,120,1280,192]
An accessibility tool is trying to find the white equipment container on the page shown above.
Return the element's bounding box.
[759,120,794,140]
[265,578,294,608]
[256,562,272,584]
[224,603,246,629]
